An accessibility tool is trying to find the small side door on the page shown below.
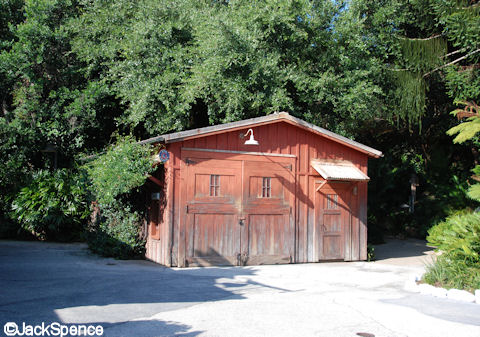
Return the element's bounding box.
[315,183,351,260]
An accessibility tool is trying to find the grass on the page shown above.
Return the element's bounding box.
[423,255,480,293]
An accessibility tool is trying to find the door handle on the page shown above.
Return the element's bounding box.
[236,253,248,266]
[239,218,245,226]
[241,252,248,265]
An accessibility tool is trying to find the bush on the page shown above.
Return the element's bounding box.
[86,201,145,259]
[0,215,36,240]
[10,169,90,241]
[85,136,155,259]
[367,244,375,262]
[423,210,480,292]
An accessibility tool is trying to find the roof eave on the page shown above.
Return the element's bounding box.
[140,112,383,158]
[278,113,382,158]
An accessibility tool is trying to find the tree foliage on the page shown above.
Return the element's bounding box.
[0,0,121,227]
[86,136,156,206]
[353,0,480,125]
[70,0,384,137]
[0,0,121,159]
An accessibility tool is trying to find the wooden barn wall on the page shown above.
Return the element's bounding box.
[145,166,168,265]
[148,121,370,266]
[145,145,182,267]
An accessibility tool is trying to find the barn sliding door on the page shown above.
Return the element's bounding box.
[241,160,295,265]
[184,158,242,266]
[182,150,295,266]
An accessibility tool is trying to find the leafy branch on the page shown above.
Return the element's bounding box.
[423,48,480,78]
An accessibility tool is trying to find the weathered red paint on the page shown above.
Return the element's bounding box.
[145,119,374,267]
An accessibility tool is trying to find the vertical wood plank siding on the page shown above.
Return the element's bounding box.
[146,121,371,266]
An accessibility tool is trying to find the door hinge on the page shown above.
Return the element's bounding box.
[185,205,189,213]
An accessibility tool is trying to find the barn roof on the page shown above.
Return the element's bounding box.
[140,112,382,158]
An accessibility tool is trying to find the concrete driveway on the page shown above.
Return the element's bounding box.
[1,240,479,337]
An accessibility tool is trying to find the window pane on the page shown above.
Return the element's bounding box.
[210,175,220,196]
[326,194,338,209]
[262,177,271,198]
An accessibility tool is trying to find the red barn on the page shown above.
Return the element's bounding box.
[142,112,382,267]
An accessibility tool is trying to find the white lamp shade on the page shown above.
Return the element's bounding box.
[244,129,259,145]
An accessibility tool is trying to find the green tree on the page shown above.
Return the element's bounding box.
[0,0,121,217]
[350,0,479,239]
[1,0,122,157]
[0,0,24,112]
[71,0,385,137]
[448,101,480,201]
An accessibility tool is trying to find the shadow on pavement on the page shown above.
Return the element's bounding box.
[373,238,435,260]
[0,240,280,336]
[382,294,480,326]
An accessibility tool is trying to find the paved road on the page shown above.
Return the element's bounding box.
[0,240,479,337]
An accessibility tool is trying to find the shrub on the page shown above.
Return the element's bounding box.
[427,211,480,262]
[86,201,145,259]
[367,244,375,262]
[85,136,155,258]
[0,215,36,240]
[10,169,90,241]
[423,210,480,292]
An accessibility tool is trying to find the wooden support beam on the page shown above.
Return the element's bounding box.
[315,180,327,192]
[147,175,163,187]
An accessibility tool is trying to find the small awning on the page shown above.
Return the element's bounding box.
[311,159,369,181]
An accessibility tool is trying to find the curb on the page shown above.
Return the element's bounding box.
[404,275,480,304]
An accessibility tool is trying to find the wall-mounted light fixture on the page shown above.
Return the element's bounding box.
[151,192,161,200]
[244,128,259,146]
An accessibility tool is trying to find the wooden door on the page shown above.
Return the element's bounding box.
[315,183,351,260]
[184,158,242,266]
[241,160,295,265]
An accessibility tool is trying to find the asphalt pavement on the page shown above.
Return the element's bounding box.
[0,239,479,337]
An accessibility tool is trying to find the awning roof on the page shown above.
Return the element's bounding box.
[311,159,370,181]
